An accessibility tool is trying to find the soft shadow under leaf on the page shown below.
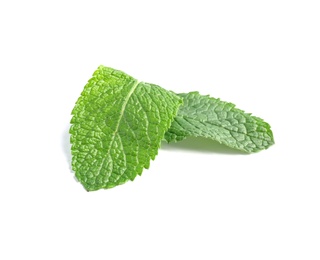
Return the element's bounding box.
[161,136,247,155]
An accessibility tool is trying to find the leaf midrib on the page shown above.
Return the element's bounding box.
[96,79,140,178]
[177,114,271,142]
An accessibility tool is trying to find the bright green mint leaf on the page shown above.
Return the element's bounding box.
[164,92,274,153]
[70,66,182,191]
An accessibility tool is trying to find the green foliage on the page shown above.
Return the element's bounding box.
[165,92,274,152]
[70,67,274,191]
[70,66,182,191]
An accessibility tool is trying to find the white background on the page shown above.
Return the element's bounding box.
[1,0,319,259]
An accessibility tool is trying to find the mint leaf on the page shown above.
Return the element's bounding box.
[70,66,182,191]
[164,92,274,153]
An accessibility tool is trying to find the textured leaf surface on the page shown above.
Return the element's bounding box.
[164,92,274,152]
[70,66,182,191]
